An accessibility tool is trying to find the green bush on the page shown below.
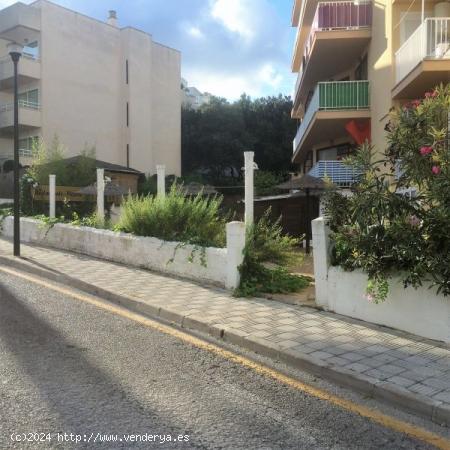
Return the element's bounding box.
[20,136,97,217]
[254,170,286,196]
[325,84,450,302]
[235,210,310,297]
[138,173,178,196]
[116,185,227,247]
[28,136,96,187]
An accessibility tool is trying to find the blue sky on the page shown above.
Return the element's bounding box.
[1,0,296,100]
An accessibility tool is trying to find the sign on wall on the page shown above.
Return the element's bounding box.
[32,186,88,202]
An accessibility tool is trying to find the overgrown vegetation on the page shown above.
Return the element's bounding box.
[182,94,296,179]
[32,211,109,230]
[28,136,96,186]
[21,136,97,217]
[235,210,310,297]
[325,84,450,302]
[117,185,228,247]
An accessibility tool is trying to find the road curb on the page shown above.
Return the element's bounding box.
[1,254,449,426]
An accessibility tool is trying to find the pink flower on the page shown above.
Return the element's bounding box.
[420,146,433,156]
[432,166,441,175]
[411,99,421,107]
[366,294,374,303]
[424,90,439,99]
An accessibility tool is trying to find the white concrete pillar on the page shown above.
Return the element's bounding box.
[97,168,105,223]
[244,152,255,227]
[312,217,331,309]
[156,165,166,199]
[49,174,56,219]
[226,221,246,290]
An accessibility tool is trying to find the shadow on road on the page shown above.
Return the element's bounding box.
[0,281,188,445]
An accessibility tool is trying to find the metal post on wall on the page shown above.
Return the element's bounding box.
[8,42,23,257]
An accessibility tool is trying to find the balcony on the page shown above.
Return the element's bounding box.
[0,55,40,89]
[393,18,450,99]
[0,2,40,44]
[308,160,361,186]
[292,1,372,116]
[0,100,41,133]
[293,80,370,162]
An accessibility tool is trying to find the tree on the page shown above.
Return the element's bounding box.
[181,94,296,180]
[28,135,96,186]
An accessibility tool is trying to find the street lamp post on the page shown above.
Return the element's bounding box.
[8,42,23,257]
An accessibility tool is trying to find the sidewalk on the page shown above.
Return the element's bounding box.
[1,237,450,425]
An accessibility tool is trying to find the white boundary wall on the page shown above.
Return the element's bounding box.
[312,217,450,343]
[1,217,245,290]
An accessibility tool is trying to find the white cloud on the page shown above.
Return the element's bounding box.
[210,0,255,42]
[186,25,204,39]
[258,64,283,88]
[184,63,288,101]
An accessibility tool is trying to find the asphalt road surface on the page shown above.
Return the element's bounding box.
[0,268,447,449]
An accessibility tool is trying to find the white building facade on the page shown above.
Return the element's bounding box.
[181,78,211,110]
[0,1,181,176]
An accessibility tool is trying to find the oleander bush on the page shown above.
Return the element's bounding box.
[116,184,228,247]
[325,84,450,302]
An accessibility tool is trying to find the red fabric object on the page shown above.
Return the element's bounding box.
[345,119,371,145]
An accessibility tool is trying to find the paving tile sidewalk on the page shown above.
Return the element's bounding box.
[1,237,450,424]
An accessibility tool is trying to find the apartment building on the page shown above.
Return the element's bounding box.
[291,0,450,186]
[181,78,212,110]
[0,1,181,176]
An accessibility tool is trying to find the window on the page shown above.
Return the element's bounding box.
[23,41,39,59]
[19,136,39,157]
[303,151,313,174]
[126,102,129,126]
[126,144,130,168]
[126,59,129,84]
[317,144,352,161]
[355,54,368,80]
[399,12,433,46]
[18,89,39,108]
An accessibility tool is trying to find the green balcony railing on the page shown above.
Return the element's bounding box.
[293,80,370,154]
[318,80,370,110]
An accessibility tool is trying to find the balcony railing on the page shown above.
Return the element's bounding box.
[293,80,370,152]
[308,160,361,186]
[0,100,40,112]
[301,1,372,74]
[395,18,450,84]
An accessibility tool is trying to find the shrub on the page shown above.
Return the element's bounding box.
[325,84,450,302]
[28,136,96,187]
[138,173,178,196]
[235,209,310,297]
[116,185,227,247]
[254,171,286,196]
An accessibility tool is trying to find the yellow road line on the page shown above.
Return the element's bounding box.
[1,265,450,450]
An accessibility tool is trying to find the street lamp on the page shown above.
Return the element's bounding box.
[8,42,23,257]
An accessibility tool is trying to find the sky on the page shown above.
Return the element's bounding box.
[0,0,296,101]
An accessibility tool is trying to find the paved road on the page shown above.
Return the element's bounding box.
[0,270,444,449]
